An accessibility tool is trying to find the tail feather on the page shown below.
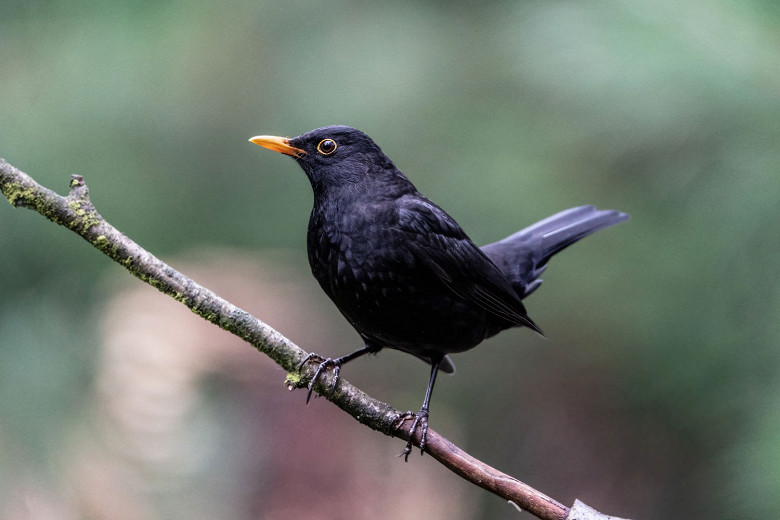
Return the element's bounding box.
[481,206,629,299]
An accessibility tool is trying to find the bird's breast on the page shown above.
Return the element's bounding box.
[306,210,490,353]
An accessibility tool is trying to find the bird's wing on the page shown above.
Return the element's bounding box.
[394,196,542,334]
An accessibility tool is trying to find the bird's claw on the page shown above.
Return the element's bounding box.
[297,353,341,404]
[395,410,429,462]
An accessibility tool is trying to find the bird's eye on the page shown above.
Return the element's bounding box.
[317,139,337,156]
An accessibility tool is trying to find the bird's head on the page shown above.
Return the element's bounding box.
[250,125,407,195]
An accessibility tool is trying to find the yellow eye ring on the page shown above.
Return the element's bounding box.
[317,139,338,155]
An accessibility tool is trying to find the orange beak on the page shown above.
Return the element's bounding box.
[249,135,306,158]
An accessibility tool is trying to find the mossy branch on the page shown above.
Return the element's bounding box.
[0,157,630,520]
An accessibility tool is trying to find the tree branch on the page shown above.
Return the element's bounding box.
[0,157,630,520]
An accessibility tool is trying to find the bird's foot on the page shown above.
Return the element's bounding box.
[297,353,341,404]
[395,409,430,462]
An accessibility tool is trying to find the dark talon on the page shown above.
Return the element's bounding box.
[296,352,325,372]
[394,410,415,427]
[295,345,381,404]
[298,353,341,404]
[397,409,429,462]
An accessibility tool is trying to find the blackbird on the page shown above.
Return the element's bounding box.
[250,125,628,459]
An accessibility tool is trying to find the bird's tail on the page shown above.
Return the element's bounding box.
[480,206,629,299]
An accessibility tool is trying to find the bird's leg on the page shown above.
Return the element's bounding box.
[400,356,442,461]
[297,344,381,403]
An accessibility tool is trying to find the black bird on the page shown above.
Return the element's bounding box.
[250,125,628,459]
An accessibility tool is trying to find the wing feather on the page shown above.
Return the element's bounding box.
[395,196,542,334]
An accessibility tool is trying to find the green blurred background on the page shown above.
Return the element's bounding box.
[3,1,780,518]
